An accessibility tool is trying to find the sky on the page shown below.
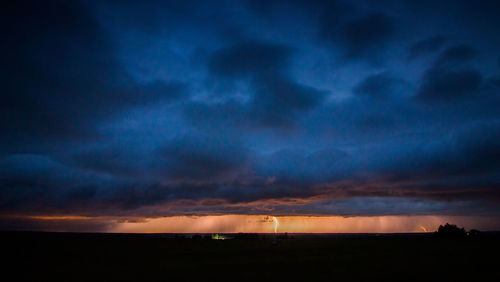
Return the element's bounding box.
[1,0,500,233]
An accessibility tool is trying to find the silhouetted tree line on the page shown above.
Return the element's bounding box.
[434,223,481,238]
[234,233,260,240]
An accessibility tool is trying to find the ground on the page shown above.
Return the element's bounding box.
[2,232,499,281]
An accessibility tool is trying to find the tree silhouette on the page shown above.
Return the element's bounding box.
[435,223,466,237]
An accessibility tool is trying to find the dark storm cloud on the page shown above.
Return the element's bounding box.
[0,216,114,232]
[1,0,186,145]
[185,41,326,128]
[158,134,249,181]
[257,147,348,182]
[249,78,327,127]
[98,0,196,33]
[353,72,405,99]
[0,154,99,215]
[416,69,482,101]
[403,0,500,18]
[2,0,500,225]
[247,1,397,61]
[433,45,477,67]
[486,76,500,90]
[340,14,395,58]
[408,36,447,60]
[355,115,395,133]
[371,121,500,189]
[183,101,248,128]
[452,121,500,174]
[321,13,395,59]
[245,0,327,15]
[69,149,145,178]
[208,42,293,78]
[416,45,482,101]
[98,0,243,38]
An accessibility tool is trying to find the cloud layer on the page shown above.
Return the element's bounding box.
[1,0,500,229]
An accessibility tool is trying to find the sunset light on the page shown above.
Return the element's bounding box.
[2,1,500,280]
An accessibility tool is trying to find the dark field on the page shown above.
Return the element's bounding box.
[3,232,499,281]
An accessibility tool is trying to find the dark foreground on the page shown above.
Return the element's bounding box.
[3,231,499,281]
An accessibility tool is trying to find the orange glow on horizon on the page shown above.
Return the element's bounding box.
[3,214,499,233]
[109,215,500,234]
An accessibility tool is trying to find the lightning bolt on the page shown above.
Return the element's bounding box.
[272,216,279,234]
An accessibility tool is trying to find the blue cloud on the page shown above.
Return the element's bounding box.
[1,0,500,221]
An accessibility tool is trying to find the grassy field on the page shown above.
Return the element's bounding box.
[2,232,499,281]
